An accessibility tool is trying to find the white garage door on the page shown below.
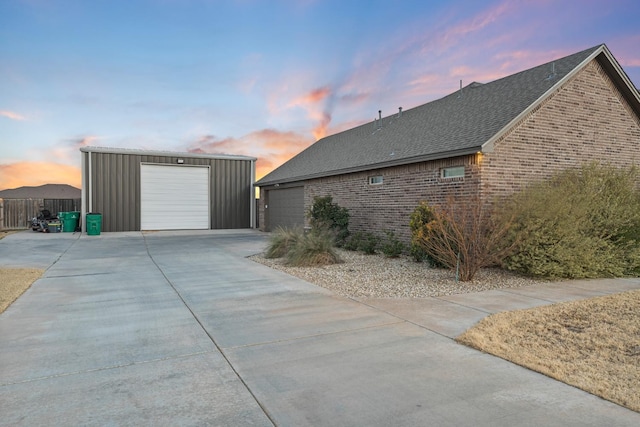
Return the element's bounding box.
[141,164,209,230]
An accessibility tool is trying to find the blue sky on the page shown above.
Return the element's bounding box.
[1,0,639,189]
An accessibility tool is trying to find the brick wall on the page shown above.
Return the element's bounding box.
[482,59,640,199]
[305,155,481,243]
[260,58,639,241]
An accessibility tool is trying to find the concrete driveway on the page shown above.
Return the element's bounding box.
[1,230,638,426]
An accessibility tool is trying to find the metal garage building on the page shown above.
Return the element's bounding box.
[80,147,256,232]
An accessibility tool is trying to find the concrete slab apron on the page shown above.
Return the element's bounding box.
[143,233,640,427]
[0,232,273,426]
[2,231,639,426]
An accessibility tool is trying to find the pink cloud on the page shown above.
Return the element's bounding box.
[289,86,331,107]
[187,129,314,180]
[417,1,515,56]
[609,35,640,70]
[0,162,81,191]
[0,110,26,121]
[66,135,100,149]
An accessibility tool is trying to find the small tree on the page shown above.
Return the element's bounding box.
[308,195,350,245]
[412,196,518,281]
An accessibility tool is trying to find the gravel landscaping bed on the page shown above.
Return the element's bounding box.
[250,249,547,298]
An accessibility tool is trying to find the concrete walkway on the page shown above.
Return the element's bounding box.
[1,230,638,426]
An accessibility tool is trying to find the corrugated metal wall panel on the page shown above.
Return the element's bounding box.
[86,151,252,232]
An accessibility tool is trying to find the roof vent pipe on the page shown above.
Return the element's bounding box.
[398,107,402,118]
[459,80,463,97]
[546,62,557,80]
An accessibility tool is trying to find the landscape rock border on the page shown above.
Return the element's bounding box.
[250,249,547,298]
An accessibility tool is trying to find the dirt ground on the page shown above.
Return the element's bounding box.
[457,290,640,413]
[0,230,44,314]
[0,268,44,314]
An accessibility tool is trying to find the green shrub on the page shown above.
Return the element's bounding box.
[344,231,380,254]
[285,228,342,266]
[360,232,381,254]
[500,163,640,278]
[343,232,363,251]
[409,203,439,264]
[265,226,302,258]
[308,196,350,245]
[409,242,430,263]
[380,230,405,258]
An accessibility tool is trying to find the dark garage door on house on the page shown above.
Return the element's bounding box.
[267,186,304,231]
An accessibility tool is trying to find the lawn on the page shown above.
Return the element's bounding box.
[457,290,640,412]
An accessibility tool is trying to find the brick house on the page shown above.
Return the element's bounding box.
[256,44,640,242]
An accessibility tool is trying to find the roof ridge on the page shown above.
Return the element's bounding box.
[256,44,615,186]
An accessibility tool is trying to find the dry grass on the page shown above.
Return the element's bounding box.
[0,230,20,240]
[0,268,44,314]
[457,290,640,412]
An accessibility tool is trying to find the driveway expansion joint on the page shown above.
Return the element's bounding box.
[353,297,470,340]
[222,320,406,350]
[431,296,493,314]
[142,234,278,427]
[494,288,557,303]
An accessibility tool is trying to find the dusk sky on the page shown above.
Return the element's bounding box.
[1,0,639,190]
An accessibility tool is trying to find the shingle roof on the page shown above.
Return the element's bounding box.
[0,184,81,199]
[257,44,611,186]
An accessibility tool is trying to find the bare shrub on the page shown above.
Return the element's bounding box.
[412,196,518,281]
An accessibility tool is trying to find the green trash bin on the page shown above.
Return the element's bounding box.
[62,211,80,232]
[86,213,102,236]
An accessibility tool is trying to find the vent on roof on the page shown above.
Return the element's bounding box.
[373,111,382,131]
[397,107,402,118]
[545,62,557,80]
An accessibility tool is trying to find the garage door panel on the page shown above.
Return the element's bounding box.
[141,164,209,230]
[267,187,304,231]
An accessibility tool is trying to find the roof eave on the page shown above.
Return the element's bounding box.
[597,45,640,113]
[481,45,607,153]
[80,146,257,162]
[255,147,482,187]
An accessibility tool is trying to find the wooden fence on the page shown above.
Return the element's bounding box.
[0,198,81,230]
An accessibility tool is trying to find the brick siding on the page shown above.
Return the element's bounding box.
[482,60,640,199]
[305,155,481,243]
[261,59,640,241]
